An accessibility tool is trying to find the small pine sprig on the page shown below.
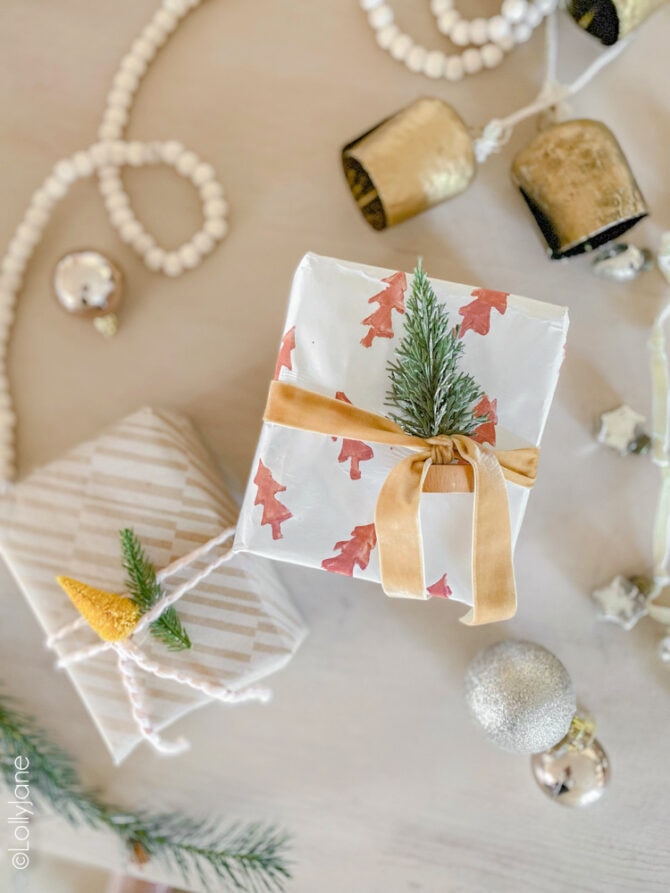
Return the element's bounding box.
[120,528,191,652]
[0,693,291,892]
[386,260,487,438]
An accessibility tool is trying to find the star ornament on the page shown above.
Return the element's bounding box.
[592,575,649,631]
[597,405,649,455]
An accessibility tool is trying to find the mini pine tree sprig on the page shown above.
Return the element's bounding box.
[386,260,488,439]
[120,528,191,652]
[0,693,291,891]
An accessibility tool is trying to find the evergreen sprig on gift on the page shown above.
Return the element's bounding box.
[386,260,487,438]
[0,693,290,891]
[120,528,191,652]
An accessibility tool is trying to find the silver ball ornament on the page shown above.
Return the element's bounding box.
[53,249,123,318]
[464,640,576,754]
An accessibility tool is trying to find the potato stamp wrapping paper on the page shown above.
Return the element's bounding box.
[0,408,307,764]
[234,253,569,617]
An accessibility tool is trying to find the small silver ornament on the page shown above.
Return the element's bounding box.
[53,249,123,335]
[531,734,610,807]
[464,640,576,755]
[592,242,653,282]
[592,574,650,630]
[597,404,649,455]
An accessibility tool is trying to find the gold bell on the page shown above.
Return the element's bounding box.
[567,0,669,44]
[511,119,648,260]
[342,97,476,230]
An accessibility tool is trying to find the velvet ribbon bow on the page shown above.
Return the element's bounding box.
[264,381,539,625]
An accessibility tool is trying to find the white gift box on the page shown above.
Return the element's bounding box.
[234,253,569,611]
[0,408,307,764]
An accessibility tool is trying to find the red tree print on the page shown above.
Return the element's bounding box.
[321,523,377,576]
[274,326,296,379]
[332,391,374,480]
[253,459,292,540]
[458,288,509,338]
[361,272,407,348]
[427,574,452,599]
[471,395,498,446]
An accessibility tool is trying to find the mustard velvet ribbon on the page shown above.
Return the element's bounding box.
[264,381,540,626]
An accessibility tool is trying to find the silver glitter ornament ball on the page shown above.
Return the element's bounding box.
[464,640,576,755]
[53,249,123,318]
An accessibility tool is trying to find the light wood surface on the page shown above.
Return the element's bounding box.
[1,2,669,891]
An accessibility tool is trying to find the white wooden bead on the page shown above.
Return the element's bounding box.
[389,32,413,60]
[160,141,184,164]
[111,207,134,228]
[430,0,453,13]
[164,0,190,12]
[73,151,94,177]
[537,0,556,11]
[200,181,223,200]
[114,70,139,92]
[109,141,127,164]
[405,45,427,72]
[108,88,132,109]
[360,0,383,9]
[525,4,543,27]
[105,196,128,216]
[192,162,215,185]
[481,42,504,68]
[193,231,215,253]
[120,221,142,243]
[163,252,183,276]
[178,244,200,269]
[375,24,398,49]
[145,247,166,271]
[488,15,511,42]
[437,10,459,34]
[44,177,68,199]
[469,18,490,45]
[54,159,78,184]
[155,9,178,31]
[444,55,464,81]
[132,232,155,254]
[462,47,483,74]
[26,206,49,227]
[204,218,228,239]
[121,54,146,76]
[502,0,528,24]
[176,151,199,176]
[127,142,146,165]
[423,50,445,79]
[17,223,39,244]
[32,189,53,210]
[132,38,157,62]
[98,123,121,141]
[2,256,24,275]
[514,21,533,42]
[90,143,110,165]
[204,199,226,219]
[144,23,168,46]
[498,32,515,51]
[368,4,393,29]
[8,241,30,262]
[450,20,470,46]
[104,107,128,128]
[99,176,122,197]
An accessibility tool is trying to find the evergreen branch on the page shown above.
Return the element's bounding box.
[386,260,487,438]
[120,528,191,652]
[0,693,291,891]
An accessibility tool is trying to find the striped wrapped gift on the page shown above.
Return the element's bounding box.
[0,407,307,764]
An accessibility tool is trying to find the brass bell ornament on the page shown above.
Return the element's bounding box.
[342,97,476,230]
[511,118,648,259]
[567,0,669,45]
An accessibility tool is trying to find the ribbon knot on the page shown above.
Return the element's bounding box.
[426,435,456,466]
[263,381,540,625]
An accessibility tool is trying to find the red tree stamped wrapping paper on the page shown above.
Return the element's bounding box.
[234,253,569,611]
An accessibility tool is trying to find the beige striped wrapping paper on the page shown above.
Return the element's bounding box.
[0,407,307,764]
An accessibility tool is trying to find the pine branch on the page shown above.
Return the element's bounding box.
[0,693,291,892]
[120,528,191,652]
[386,260,487,438]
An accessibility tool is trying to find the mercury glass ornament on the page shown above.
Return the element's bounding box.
[464,640,576,754]
[597,404,649,455]
[53,250,123,331]
[531,712,610,806]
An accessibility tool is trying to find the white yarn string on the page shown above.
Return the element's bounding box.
[50,526,270,754]
[649,282,670,597]
[0,0,228,489]
[474,12,633,162]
